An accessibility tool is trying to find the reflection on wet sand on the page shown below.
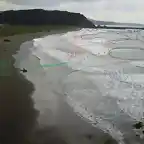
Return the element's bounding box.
[0,70,37,144]
[0,32,71,144]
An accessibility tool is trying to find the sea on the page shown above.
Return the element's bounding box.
[16,27,144,144]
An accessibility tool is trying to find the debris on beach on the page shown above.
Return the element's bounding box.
[133,121,144,138]
[85,134,93,140]
[20,68,27,73]
[3,39,11,42]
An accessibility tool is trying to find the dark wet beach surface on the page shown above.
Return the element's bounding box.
[0,32,70,144]
[0,35,37,144]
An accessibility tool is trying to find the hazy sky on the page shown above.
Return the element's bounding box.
[0,0,144,24]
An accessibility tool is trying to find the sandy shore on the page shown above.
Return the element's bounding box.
[0,29,117,144]
[0,30,67,144]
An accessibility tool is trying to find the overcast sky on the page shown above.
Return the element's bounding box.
[0,0,144,24]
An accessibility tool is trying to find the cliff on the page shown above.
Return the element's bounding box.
[0,9,96,28]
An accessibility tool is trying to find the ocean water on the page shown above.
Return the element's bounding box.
[29,28,144,144]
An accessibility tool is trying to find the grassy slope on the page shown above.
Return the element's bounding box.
[0,25,77,37]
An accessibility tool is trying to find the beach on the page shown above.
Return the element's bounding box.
[1,26,144,144]
[0,28,116,144]
[0,31,55,144]
[0,30,67,144]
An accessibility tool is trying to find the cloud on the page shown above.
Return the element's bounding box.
[52,0,144,24]
[6,0,62,6]
[1,0,98,6]
[0,0,144,24]
[0,1,26,10]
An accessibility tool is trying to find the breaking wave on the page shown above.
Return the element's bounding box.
[32,28,144,144]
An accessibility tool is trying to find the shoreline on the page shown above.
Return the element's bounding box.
[15,31,120,144]
[0,29,74,144]
[0,28,121,144]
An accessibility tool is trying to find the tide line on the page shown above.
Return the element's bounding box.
[40,62,68,67]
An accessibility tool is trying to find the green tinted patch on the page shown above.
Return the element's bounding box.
[0,59,11,76]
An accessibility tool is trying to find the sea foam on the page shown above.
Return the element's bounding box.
[31,28,144,143]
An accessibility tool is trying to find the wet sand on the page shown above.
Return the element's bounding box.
[0,30,68,144]
[0,30,117,144]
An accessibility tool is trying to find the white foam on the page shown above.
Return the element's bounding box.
[31,28,144,142]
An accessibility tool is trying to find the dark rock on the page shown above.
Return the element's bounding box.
[0,9,96,28]
[96,25,101,28]
[133,122,143,129]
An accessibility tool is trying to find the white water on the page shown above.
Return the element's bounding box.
[31,28,144,144]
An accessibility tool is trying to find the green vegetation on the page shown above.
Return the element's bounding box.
[0,24,76,37]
